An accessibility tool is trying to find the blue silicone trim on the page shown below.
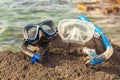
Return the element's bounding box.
[94,25,103,34]
[101,34,111,48]
[78,16,90,22]
[37,20,52,25]
[26,36,39,42]
[94,26,111,47]
[90,55,105,65]
[30,53,42,63]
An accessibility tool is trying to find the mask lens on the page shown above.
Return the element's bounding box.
[24,25,38,39]
[41,24,55,34]
[27,26,37,38]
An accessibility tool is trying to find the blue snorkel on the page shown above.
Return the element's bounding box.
[78,16,113,65]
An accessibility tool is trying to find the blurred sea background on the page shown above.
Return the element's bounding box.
[0,0,120,52]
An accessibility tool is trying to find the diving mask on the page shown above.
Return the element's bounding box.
[58,19,94,44]
[23,20,58,43]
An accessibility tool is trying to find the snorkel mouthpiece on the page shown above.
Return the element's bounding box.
[30,53,42,63]
[89,55,105,65]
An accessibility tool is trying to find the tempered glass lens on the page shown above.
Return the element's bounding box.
[41,25,54,34]
[27,26,37,38]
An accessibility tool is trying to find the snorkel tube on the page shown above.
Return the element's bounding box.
[78,16,113,65]
[20,42,43,63]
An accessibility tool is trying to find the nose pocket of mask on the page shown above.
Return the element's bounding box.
[68,28,80,41]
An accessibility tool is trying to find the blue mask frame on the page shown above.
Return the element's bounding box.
[23,20,58,43]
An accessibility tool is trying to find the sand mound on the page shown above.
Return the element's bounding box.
[0,36,120,80]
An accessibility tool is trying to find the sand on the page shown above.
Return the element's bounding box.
[0,35,120,80]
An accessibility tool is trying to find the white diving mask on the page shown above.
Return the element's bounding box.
[58,19,94,44]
